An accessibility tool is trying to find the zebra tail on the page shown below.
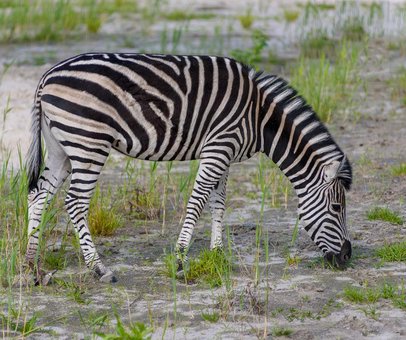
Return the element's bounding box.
[26,90,43,192]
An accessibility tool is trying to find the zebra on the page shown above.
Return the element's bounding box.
[25,53,352,284]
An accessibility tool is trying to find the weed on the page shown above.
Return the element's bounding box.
[78,310,109,331]
[389,67,406,106]
[376,241,406,262]
[367,207,404,225]
[96,312,153,340]
[360,305,380,320]
[381,282,397,299]
[44,246,68,271]
[283,9,300,23]
[201,311,220,323]
[178,249,232,288]
[343,285,380,304]
[391,163,406,176]
[286,307,314,321]
[237,9,254,30]
[341,16,367,41]
[55,278,89,305]
[272,325,293,337]
[0,0,139,43]
[163,10,215,21]
[0,310,40,337]
[88,186,123,236]
[230,29,268,69]
[291,43,362,122]
[299,29,337,58]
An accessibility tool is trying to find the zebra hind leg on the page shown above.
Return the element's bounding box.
[26,129,71,285]
[65,156,117,283]
[209,169,229,250]
[176,158,229,273]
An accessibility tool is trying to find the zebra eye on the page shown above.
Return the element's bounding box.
[331,203,342,213]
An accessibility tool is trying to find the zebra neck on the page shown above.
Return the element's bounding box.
[257,80,343,193]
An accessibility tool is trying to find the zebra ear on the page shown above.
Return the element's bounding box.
[324,160,341,182]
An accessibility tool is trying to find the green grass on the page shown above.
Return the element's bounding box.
[389,67,406,106]
[272,325,293,337]
[343,286,380,304]
[230,29,268,69]
[343,282,406,310]
[341,17,367,41]
[0,0,139,43]
[237,9,254,30]
[391,163,406,176]
[299,29,337,58]
[165,249,232,288]
[283,9,300,22]
[162,10,215,21]
[88,186,123,236]
[376,241,406,262]
[96,312,153,340]
[291,42,361,122]
[367,207,404,225]
[201,311,220,323]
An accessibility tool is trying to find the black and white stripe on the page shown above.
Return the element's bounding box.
[25,53,352,282]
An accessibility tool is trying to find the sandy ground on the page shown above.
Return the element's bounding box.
[0,1,405,339]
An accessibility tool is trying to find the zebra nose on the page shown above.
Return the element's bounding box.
[339,240,352,263]
[324,240,352,268]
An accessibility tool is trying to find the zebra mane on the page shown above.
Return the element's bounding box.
[252,70,352,191]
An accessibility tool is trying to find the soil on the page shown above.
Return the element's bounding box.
[0,1,405,339]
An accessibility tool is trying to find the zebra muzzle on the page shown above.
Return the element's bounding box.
[324,240,352,268]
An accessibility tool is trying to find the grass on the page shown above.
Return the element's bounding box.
[299,29,337,59]
[343,285,380,304]
[162,10,215,21]
[389,67,406,106]
[237,9,254,30]
[96,312,153,340]
[283,9,300,23]
[291,43,362,122]
[88,186,123,236]
[271,325,293,337]
[376,241,406,262]
[391,163,406,176]
[0,0,139,43]
[165,249,232,288]
[367,207,404,225]
[341,16,367,41]
[230,29,268,69]
[343,281,406,310]
[201,311,220,323]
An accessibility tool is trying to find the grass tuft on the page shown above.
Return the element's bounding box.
[367,207,404,225]
[237,9,254,30]
[391,163,406,176]
[272,325,293,336]
[299,29,337,58]
[165,249,232,288]
[96,312,153,339]
[88,186,123,236]
[230,29,267,69]
[283,9,300,23]
[343,285,380,304]
[376,242,406,262]
[201,311,220,323]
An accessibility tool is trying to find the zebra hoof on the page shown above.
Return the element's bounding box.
[99,271,117,283]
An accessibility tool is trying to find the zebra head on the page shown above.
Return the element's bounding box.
[298,157,352,268]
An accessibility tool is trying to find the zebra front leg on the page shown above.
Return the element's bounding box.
[176,158,229,272]
[65,165,116,283]
[209,169,229,250]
